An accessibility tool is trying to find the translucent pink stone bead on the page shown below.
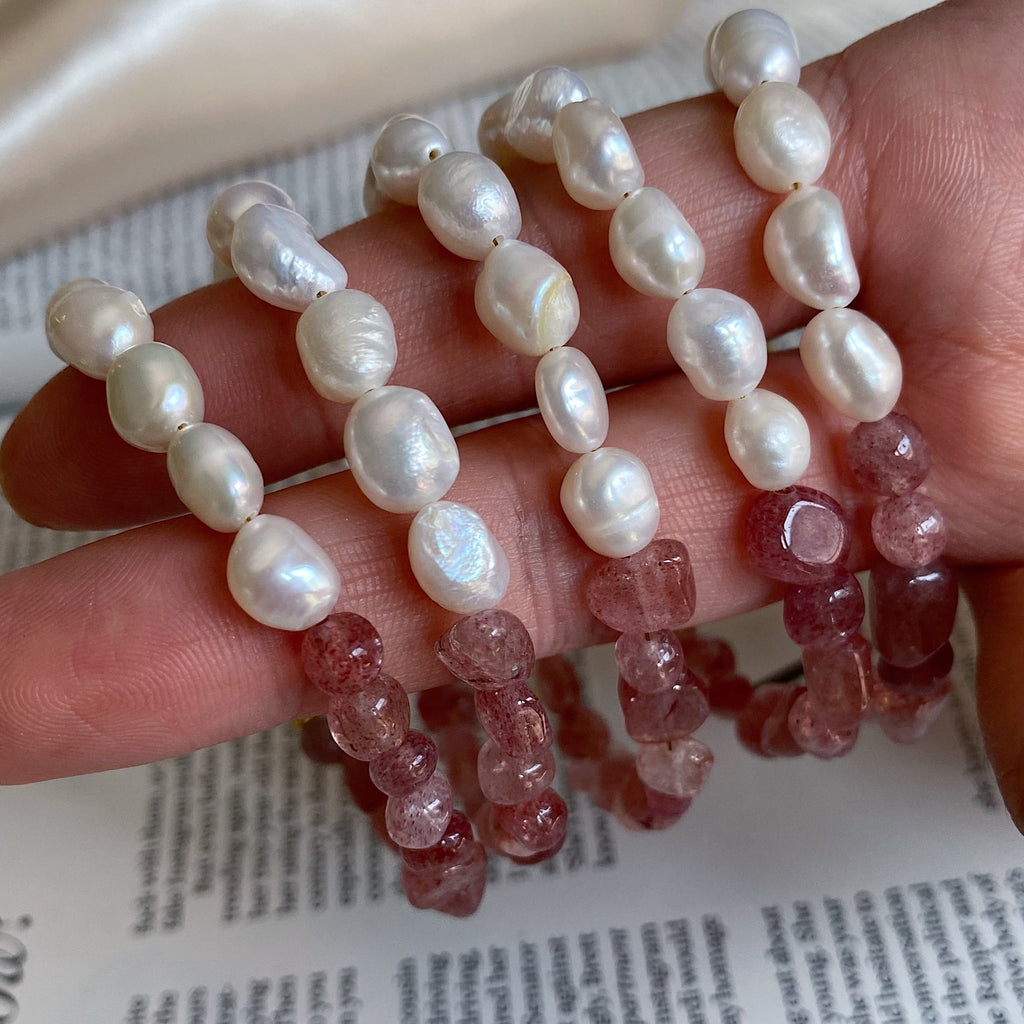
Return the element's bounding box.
[787,689,858,759]
[736,684,800,758]
[418,682,476,731]
[477,740,556,805]
[615,630,686,694]
[871,493,948,569]
[535,656,582,713]
[878,642,954,697]
[873,678,952,744]
[326,673,410,760]
[870,559,958,667]
[298,715,345,764]
[635,738,714,798]
[475,682,552,755]
[385,771,453,849]
[678,632,735,681]
[783,569,865,649]
[617,765,691,831]
[802,633,874,730]
[556,705,611,759]
[401,809,476,871]
[301,612,384,694]
[494,788,568,853]
[745,487,851,583]
[585,538,697,633]
[369,730,438,796]
[847,413,930,496]
[435,609,535,690]
[403,841,487,917]
[618,673,710,742]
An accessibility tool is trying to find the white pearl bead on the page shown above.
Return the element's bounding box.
[706,9,801,106]
[552,99,644,210]
[46,281,153,379]
[408,501,510,613]
[231,203,348,312]
[296,290,397,403]
[608,188,705,300]
[474,239,579,356]
[417,152,522,261]
[505,66,591,163]
[477,93,517,167]
[370,115,453,205]
[560,447,660,558]
[666,288,767,401]
[763,186,859,309]
[227,514,340,631]
[535,346,608,453]
[166,423,264,532]
[344,386,460,514]
[734,82,830,192]
[724,388,811,490]
[206,181,296,267]
[106,342,204,452]
[800,308,903,422]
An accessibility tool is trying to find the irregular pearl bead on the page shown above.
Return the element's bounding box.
[552,99,644,210]
[763,186,859,309]
[206,180,296,267]
[474,239,579,356]
[505,66,591,164]
[608,188,705,300]
[231,203,348,312]
[725,389,811,490]
[46,281,153,379]
[106,342,204,452]
[408,501,510,613]
[166,423,264,532]
[535,346,609,453]
[706,9,801,106]
[296,290,397,402]
[666,288,767,401]
[370,114,453,205]
[477,93,517,167]
[560,447,660,558]
[734,82,830,192]
[801,308,902,421]
[344,386,460,513]
[227,514,340,631]
[417,152,522,261]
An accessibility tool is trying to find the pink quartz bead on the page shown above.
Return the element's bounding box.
[617,765,691,831]
[787,689,858,759]
[585,538,697,633]
[494,787,568,853]
[735,683,790,758]
[477,740,556,805]
[878,643,954,697]
[615,630,687,694]
[298,715,346,764]
[475,682,552,756]
[678,632,736,682]
[435,609,535,689]
[326,673,410,760]
[871,493,948,568]
[870,559,958,667]
[847,413,930,496]
[418,682,476,731]
[618,672,710,742]
[369,730,438,796]
[802,633,874,730]
[401,809,476,871]
[707,674,755,716]
[403,840,487,917]
[635,738,713,799]
[873,678,952,743]
[301,612,384,694]
[534,656,583,714]
[385,771,454,849]
[783,569,865,649]
[556,705,611,759]
[746,486,851,584]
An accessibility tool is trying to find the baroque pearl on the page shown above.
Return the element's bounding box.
[734,82,830,192]
[408,501,510,613]
[505,66,591,163]
[801,308,902,421]
[477,93,517,167]
[46,281,153,379]
[535,346,609,453]
[667,288,767,401]
[231,203,348,311]
[167,423,264,532]
[474,239,579,356]
[560,447,660,558]
[206,180,296,267]
[552,99,644,210]
[227,514,340,631]
[725,389,811,490]
[417,152,522,260]
[763,186,859,309]
[106,342,204,452]
[296,290,397,402]
[608,188,705,300]
[344,386,460,513]
[706,9,801,106]
[371,115,453,205]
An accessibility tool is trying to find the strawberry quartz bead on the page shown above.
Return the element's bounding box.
[871,493,948,569]
[403,841,488,917]
[475,682,552,756]
[615,630,686,694]
[636,738,714,798]
[873,678,953,743]
[301,613,384,694]
[847,413,930,496]
[326,673,410,759]
[369,730,438,796]
[736,683,793,757]
[477,740,556,805]
[535,656,582,714]
[618,673,710,742]
[878,643,954,697]
[870,559,958,667]
[802,633,874,730]
[435,609,535,689]
[783,569,865,649]
[385,771,454,849]
[494,788,568,853]
[585,538,697,633]
[617,765,691,831]
[401,809,476,871]
[556,705,611,759]
[787,689,858,759]
[418,682,476,731]
[298,715,346,764]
